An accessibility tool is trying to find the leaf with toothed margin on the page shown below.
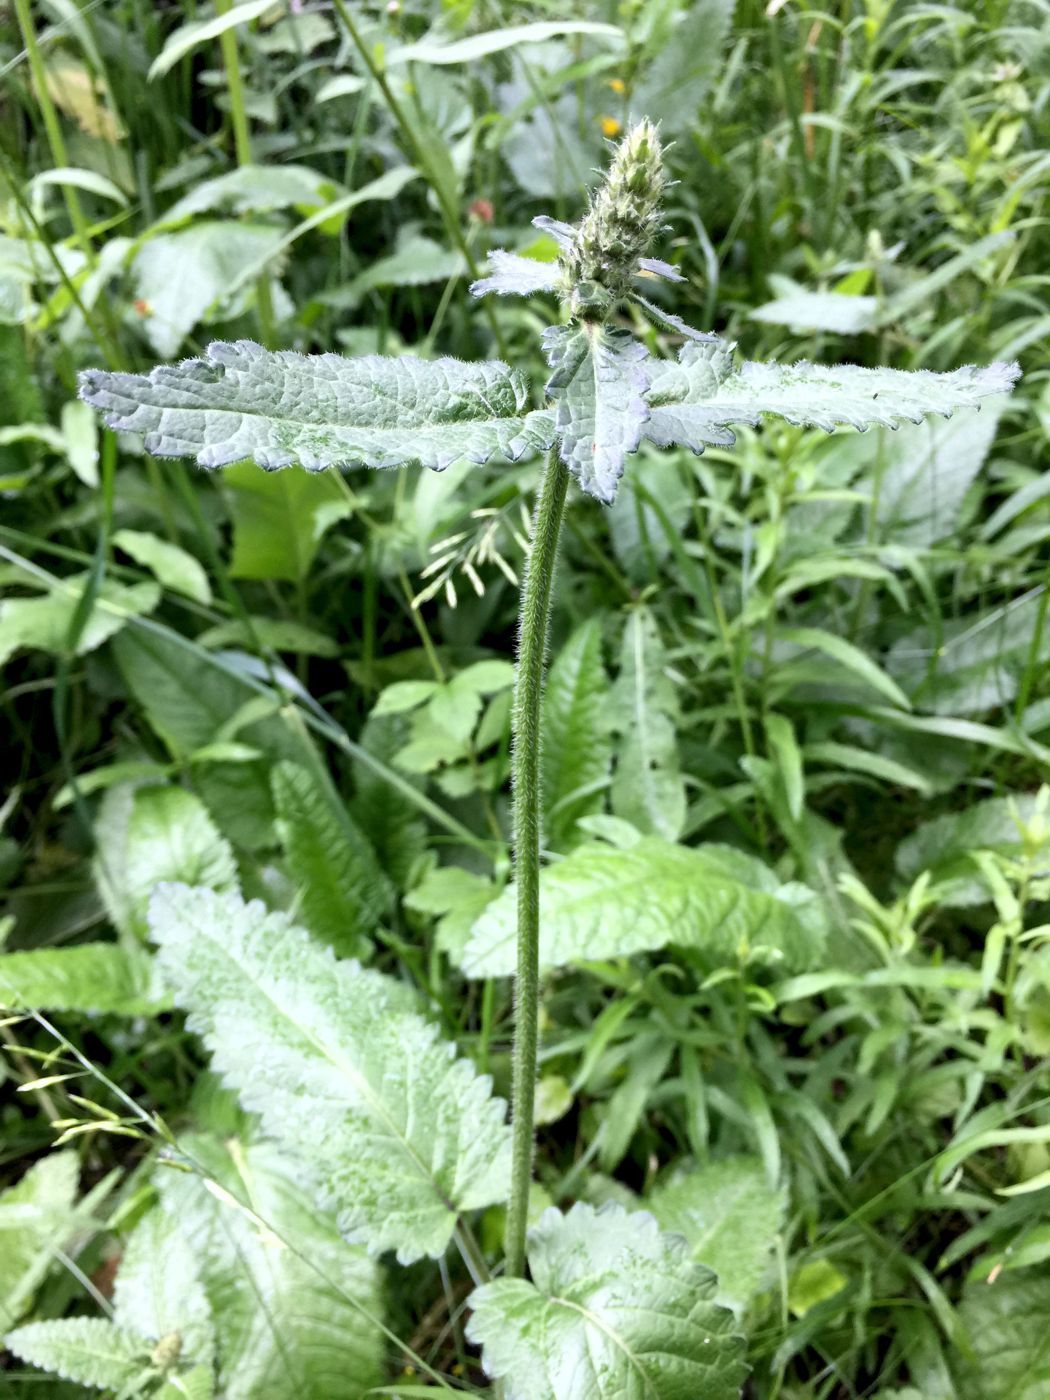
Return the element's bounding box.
[644,338,1021,453]
[631,293,721,343]
[78,340,555,474]
[542,323,651,504]
[470,249,561,298]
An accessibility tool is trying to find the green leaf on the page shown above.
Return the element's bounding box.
[94,783,238,941]
[149,886,511,1261]
[80,340,554,474]
[543,323,651,504]
[645,338,1019,454]
[271,760,392,958]
[896,792,1047,906]
[0,575,159,668]
[466,1202,747,1400]
[223,460,352,583]
[750,288,878,335]
[5,1318,148,1392]
[955,1267,1050,1400]
[0,1152,80,1328]
[0,942,159,1014]
[648,1156,786,1313]
[541,619,612,848]
[131,223,288,359]
[632,0,737,135]
[113,529,212,605]
[391,20,623,65]
[609,608,685,840]
[148,0,274,80]
[459,836,824,978]
[112,1209,214,1369]
[775,625,912,710]
[164,164,346,228]
[160,1135,383,1400]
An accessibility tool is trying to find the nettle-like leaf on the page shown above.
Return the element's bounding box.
[466,1202,747,1400]
[112,1209,215,1374]
[609,607,686,840]
[0,942,160,1015]
[0,1152,80,1328]
[645,339,1019,453]
[543,323,651,504]
[458,836,824,978]
[79,340,554,474]
[149,885,512,1262]
[541,619,612,849]
[5,1317,148,1392]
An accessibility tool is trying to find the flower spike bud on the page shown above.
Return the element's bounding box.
[562,118,666,320]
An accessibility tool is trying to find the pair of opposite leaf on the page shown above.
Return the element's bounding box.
[79,120,1018,507]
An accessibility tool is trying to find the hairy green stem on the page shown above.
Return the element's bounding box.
[505,450,570,1279]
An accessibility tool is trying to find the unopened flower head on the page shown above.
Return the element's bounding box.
[562,119,666,320]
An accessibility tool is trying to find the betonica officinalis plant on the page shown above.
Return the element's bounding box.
[47,120,1018,1396]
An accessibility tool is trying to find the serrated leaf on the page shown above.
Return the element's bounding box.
[149,886,511,1261]
[94,783,238,941]
[113,1209,214,1370]
[5,1318,148,1392]
[645,338,1019,453]
[271,760,392,958]
[955,1267,1050,1400]
[0,942,159,1015]
[648,1157,785,1314]
[543,323,651,504]
[459,836,825,978]
[466,1202,747,1400]
[113,529,211,605]
[80,340,554,474]
[470,250,561,298]
[542,619,612,849]
[0,575,159,668]
[609,608,685,840]
[631,0,736,135]
[160,1136,383,1399]
[0,1152,80,1328]
[131,223,288,359]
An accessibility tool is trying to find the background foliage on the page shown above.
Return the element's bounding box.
[2,0,1050,1395]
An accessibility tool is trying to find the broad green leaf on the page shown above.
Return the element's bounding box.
[0,1152,80,1328]
[5,1318,147,1392]
[160,1136,383,1400]
[28,166,128,208]
[631,0,737,135]
[955,1267,1050,1400]
[648,1157,786,1314]
[113,529,211,604]
[149,886,511,1261]
[271,760,392,958]
[750,288,878,335]
[459,836,824,977]
[80,340,554,474]
[896,792,1047,906]
[223,460,351,583]
[542,619,612,848]
[609,608,685,840]
[112,1209,214,1370]
[0,575,159,668]
[391,20,623,65]
[466,1202,747,1400]
[94,783,238,940]
[543,323,651,504]
[164,164,346,228]
[148,0,274,81]
[645,337,1018,454]
[131,223,288,359]
[403,865,497,962]
[197,616,337,656]
[333,234,465,307]
[0,942,159,1014]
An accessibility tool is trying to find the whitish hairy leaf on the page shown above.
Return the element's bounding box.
[0,1152,80,1328]
[160,1136,383,1399]
[648,1157,785,1314]
[5,1318,147,1391]
[543,324,651,504]
[471,250,560,298]
[113,1209,214,1370]
[79,340,554,474]
[541,619,612,849]
[459,837,824,978]
[149,886,511,1261]
[0,942,159,1015]
[271,760,392,958]
[609,608,685,840]
[466,1202,747,1400]
[955,1267,1050,1400]
[645,338,1019,453]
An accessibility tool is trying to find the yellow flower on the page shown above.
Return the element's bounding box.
[608,77,626,94]
[600,115,622,138]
